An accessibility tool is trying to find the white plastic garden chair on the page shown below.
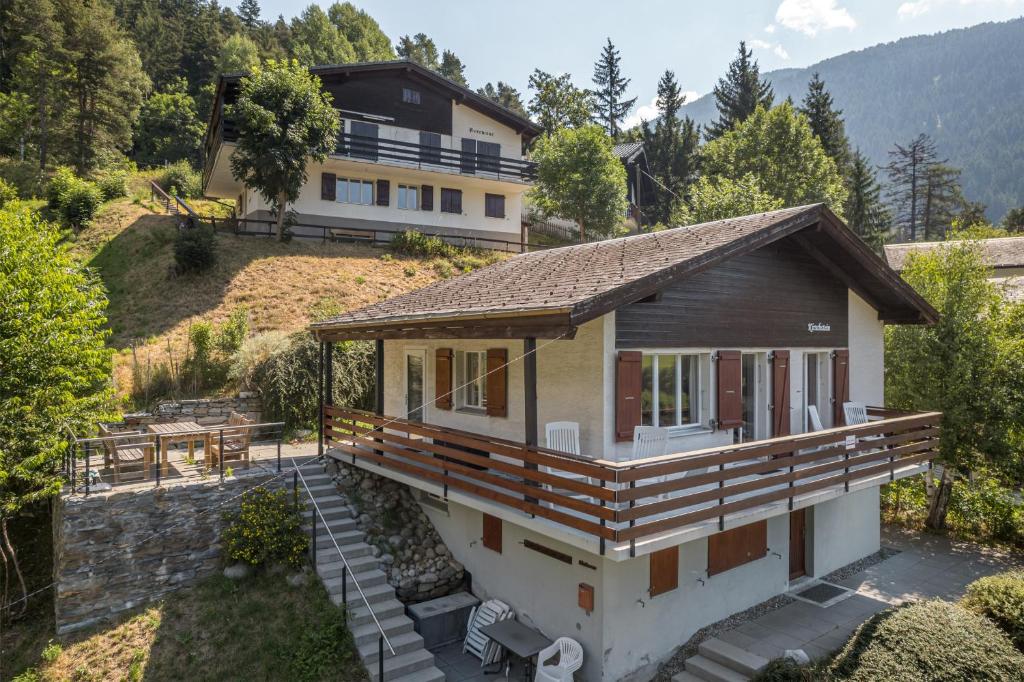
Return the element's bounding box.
[632,426,669,460]
[540,422,596,503]
[844,401,885,449]
[534,637,583,682]
[464,599,514,667]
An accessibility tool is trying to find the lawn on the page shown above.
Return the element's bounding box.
[10,572,367,682]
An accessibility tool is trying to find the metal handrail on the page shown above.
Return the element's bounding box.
[293,462,395,679]
[149,180,200,220]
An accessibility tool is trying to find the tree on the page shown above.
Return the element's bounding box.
[289,4,354,66]
[591,38,636,139]
[396,33,439,70]
[477,82,528,117]
[706,41,774,140]
[216,33,261,75]
[238,0,262,30]
[438,50,467,86]
[134,77,205,166]
[920,163,965,240]
[799,73,850,173]
[885,241,1018,529]
[844,149,890,252]
[229,60,339,241]
[527,70,593,136]
[0,205,113,615]
[885,133,941,242]
[531,124,627,241]
[700,102,848,212]
[327,2,394,62]
[641,69,699,224]
[1002,206,1024,234]
[676,174,784,225]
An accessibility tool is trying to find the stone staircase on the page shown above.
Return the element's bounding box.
[298,463,445,682]
[671,637,769,682]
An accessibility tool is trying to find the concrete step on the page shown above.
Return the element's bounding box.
[315,539,372,559]
[685,655,750,682]
[671,672,707,682]
[352,614,415,647]
[347,598,405,627]
[304,483,338,495]
[317,549,377,573]
[360,630,425,664]
[699,638,769,677]
[302,507,352,523]
[328,580,393,608]
[368,647,435,682]
[385,666,445,682]
[321,564,387,588]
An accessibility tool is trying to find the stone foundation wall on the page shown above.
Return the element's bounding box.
[124,395,261,428]
[324,459,466,602]
[54,472,275,634]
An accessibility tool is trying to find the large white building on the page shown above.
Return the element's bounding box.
[203,60,540,248]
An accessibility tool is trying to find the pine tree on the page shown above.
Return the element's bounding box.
[884,133,941,241]
[706,41,774,140]
[238,0,262,30]
[921,163,964,240]
[843,150,890,252]
[642,69,699,224]
[396,33,439,70]
[591,38,636,139]
[478,81,528,117]
[438,50,467,86]
[799,73,850,173]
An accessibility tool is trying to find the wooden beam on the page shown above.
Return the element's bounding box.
[791,232,888,313]
[524,337,539,505]
[375,339,384,416]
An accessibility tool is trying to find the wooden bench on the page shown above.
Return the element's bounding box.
[329,227,374,243]
[207,412,253,470]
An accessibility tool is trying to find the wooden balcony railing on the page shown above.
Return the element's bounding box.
[324,406,940,551]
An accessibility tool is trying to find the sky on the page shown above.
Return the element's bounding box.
[241,0,1024,127]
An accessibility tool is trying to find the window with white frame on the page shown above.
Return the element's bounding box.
[455,350,487,410]
[641,354,701,427]
[336,178,374,205]
[398,184,419,210]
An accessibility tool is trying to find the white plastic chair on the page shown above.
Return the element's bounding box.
[844,401,885,448]
[807,405,825,432]
[632,426,669,459]
[534,636,583,682]
[541,422,596,502]
[464,599,514,667]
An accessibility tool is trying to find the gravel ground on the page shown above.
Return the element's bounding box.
[822,546,901,583]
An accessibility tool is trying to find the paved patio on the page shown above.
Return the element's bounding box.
[433,641,531,682]
[717,525,1024,661]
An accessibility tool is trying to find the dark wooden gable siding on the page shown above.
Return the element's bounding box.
[322,72,452,135]
[616,237,849,348]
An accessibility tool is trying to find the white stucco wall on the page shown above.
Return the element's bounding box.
[809,487,881,577]
[848,291,885,406]
[451,102,523,157]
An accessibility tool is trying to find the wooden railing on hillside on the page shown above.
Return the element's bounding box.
[324,406,941,551]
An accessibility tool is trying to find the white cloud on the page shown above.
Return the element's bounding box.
[775,0,857,36]
[898,0,1023,19]
[764,23,777,33]
[749,39,791,60]
[623,91,701,129]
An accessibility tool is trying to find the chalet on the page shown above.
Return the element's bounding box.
[885,236,1024,302]
[202,60,540,248]
[311,204,940,681]
[612,141,655,225]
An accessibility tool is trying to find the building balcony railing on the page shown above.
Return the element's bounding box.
[323,406,941,553]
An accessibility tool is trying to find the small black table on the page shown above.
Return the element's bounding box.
[480,619,553,680]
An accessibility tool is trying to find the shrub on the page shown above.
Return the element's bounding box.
[229,331,291,390]
[0,177,16,209]
[0,157,47,198]
[947,471,1022,544]
[222,488,308,569]
[155,160,202,198]
[752,658,816,681]
[46,166,77,209]
[962,570,1024,651]
[215,306,250,355]
[173,224,217,274]
[389,229,455,258]
[826,600,1024,680]
[59,178,102,230]
[94,168,129,201]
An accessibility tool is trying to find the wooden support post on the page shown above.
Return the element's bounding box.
[524,337,539,506]
[325,341,334,408]
[375,339,384,416]
[318,341,325,457]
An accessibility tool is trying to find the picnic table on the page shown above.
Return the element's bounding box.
[480,619,553,680]
[147,422,211,475]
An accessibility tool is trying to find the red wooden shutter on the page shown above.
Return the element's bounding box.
[615,351,642,442]
[649,546,679,597]
[716,351,742,430]
[486,348,507,417]
[421,184,433,211]
[435,349,452,410]
[376,179,390,206]
[321,173,336,201]
[708,520,768,576]
[772,351,791,438]
[482,513,502,553]
[833,349,850,425]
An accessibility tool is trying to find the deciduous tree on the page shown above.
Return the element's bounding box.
[527,70,593,136]
[706,41,773,140]
[216,33,261,75]
[134,77,205,166]
[328,2,395,62]
[676,174,784,225]
[289,4,354,66]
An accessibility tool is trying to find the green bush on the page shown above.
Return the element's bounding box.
[59,178,102,230]
[229,331,291,391]
[827,600,1024,680]
[389,229,456,258]
[94,168,129,201]
[173,224,217,274]
[0,177,17,209]
[948,471,1022,544]
[0,157,47,198]
[46,166,77,209]
[222,488,308,569]
[752,658,816,681]
[155,160,202,198]
[962,570,1024,651]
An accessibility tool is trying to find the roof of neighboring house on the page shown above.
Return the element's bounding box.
[312,205,937,340]
[993,276,1024,303]
[884,237,1024,271]
[612,141,645,163]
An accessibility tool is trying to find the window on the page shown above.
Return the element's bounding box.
[398,184,419,210]
[641,354,700,428]
[335,178,374,205]
[419,132,441,165]
[402,87,421,104]
[440,188,462,214]
[485,193,505,219]
[455,350,487,410]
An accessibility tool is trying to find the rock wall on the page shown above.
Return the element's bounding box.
[54,472,275,634]
[124,395,261,428]
[324,459,466,602]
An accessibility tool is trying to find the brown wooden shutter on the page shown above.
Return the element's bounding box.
[321,173,336,201]
[376,179,390,206]
[435,349,452,410]
[771,351,791,438]
[483,513,502,553]
[716,351,742,430]
[708,520,768,576]
[615,351,642,442]
[833,349,850,425]
[486,348,507,417]
[421,184,433,211]
[649,546,679,597]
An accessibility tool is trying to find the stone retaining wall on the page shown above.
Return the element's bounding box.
[124,396,261,428]
[54,471,275,634]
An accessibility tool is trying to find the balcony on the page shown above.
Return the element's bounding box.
[323,406,940,555]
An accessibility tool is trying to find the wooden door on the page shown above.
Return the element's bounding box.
[789,508,806,580]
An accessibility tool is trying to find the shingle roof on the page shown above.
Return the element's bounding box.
[612,141,644,162]
[312,204,937,338]
[884,237,1024,271]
